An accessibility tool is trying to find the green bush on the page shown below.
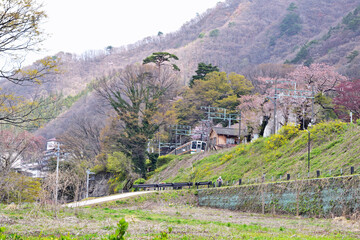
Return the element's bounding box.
[156,155,176,168]
[133,178,146,185]
[309,121,347,143]
[356,119,360,126]
[266,134,287,150]
[198,32,205,38]
[106,152,130,173]
[228,22,236,27]
[278,123,300,140]
[346,50,359,63]
[92,164,106,174]
[106,152,134,193]
[209,29,220,37]
[1,173,41,204]
[106,218,128,240]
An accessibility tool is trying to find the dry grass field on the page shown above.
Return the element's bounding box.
[1,191,360,239]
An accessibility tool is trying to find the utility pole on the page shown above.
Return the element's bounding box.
[311,85,315,124]
[268,80,315,129]
[266,78,295,134]
[175,125,178,155]
[238,109,241,144]
[307,129,311,173]
[86,169,95,199]
[302,108,305,130]
[158,139,161,156]
[170,125,192,155]
[55,143,60,205]
[274,79,277,134]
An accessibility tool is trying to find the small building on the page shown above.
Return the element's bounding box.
[46,138,58,151]
[209,127,240,150]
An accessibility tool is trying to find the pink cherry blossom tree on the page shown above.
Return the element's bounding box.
[0,128,44,175]
[238,95,273,137]
[334,79,360,121]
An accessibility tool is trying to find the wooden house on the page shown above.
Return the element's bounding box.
[209,127,240,149]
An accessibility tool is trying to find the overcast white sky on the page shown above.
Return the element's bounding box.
[26,0,223,64]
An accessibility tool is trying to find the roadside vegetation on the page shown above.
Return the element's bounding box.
[1,190,360,239]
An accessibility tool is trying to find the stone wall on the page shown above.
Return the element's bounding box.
[198,175,360,217]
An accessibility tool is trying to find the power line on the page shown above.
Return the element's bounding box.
[266,79,315,133]
[201,106,241,127]
[169,124,192,155]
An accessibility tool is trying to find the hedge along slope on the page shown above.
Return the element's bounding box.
[150,121,360,184]
[198,175,360,218]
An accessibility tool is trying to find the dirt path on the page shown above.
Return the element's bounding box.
[64,191,152,207]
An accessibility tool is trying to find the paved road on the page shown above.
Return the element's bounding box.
[64,191,153,208]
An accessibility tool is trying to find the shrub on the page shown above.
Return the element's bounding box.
[156,155,176,168]
[106,152,135,193]
[190,164,212,182]
[133,178,146,185]
[278,123,300,140]
[346,50,359,63]
[92,164,106,174]
[266,134,287,150]
[309,121,347,143]
[198,32,205,38]
[220,154,233,164]
[357,118,360,126]
[209,29,220,37]
[106,152,130,173]
[107,218,128,240]
[1,173,41,203]
[228,22,236,27]
[235,145,246,155]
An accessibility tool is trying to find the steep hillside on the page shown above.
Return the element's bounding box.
[148,122,360,184]
[174,0,360,80]
[30,0,360,137]
[32,0,360,95]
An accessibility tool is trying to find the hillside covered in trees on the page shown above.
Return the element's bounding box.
[27,0,360,139]
[2,0,360,199]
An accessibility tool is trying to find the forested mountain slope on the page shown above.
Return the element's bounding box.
[31,0,360,138]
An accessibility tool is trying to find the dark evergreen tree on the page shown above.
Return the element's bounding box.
[143,52,180,71]
[189,62,219,88]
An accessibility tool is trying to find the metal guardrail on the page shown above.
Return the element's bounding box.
[133,181,212,190]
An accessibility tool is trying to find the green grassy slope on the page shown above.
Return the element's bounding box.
[149,121,360,185]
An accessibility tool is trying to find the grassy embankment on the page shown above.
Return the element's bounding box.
[150,121,360,185]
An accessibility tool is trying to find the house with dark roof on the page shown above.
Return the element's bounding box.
[209,127,240,149]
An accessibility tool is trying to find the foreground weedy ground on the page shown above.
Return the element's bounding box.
[1,191,360,239]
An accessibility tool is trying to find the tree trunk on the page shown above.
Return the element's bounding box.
[259,116,270,137]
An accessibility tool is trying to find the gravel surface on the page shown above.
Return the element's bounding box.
[64,191,153,207]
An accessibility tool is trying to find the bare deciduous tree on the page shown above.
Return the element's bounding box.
[0,128,44,195]
[58,114,102,162]
[96,64,179,176]
[0,0,59,127]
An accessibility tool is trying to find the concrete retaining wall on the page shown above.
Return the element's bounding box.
[198,175,360,217]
